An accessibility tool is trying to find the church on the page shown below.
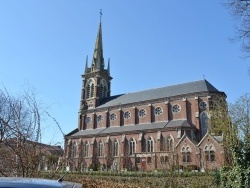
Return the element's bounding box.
[64,19,225,172]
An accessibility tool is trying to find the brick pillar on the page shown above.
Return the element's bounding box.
[165,100,170,121]
[90,140,94,157]
[157,131,161,151]
[183,98,187,118]
[194,96,200,130]
[137,133,143,152]
[121,134,126,169]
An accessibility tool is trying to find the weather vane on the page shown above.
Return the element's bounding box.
[100,9,102,21]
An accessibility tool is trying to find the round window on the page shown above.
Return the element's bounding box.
[138,109,146,118]
[154,107,163,116]
[85,117,91,124]
[124,111,131,119]
[97,115,103,123]
[110,113,117,121]
[172,104,181,113]
[199,101,207,109]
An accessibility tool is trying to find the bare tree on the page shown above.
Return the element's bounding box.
[226,0,250,56]
[0,87,63,177]
[229,93,250,163]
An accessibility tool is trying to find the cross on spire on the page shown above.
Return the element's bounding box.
[100,9,102,21]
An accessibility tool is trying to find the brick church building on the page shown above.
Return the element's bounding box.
[65,20,225,172]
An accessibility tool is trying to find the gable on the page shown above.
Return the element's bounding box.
[197,133,222,147]
[175,133,199,154]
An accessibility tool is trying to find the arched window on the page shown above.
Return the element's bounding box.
[166,135,174,152]
[113,139,119,157]
[147,137,154,152]
[103,86,106,98]
[99,79,108,99]
[129,138,135,156]
[182,146,191,163]
[160,136,165,151]
[99,84,103,98]
[205,144,216,162]
[200,111,209,138]
[99,85,107,99]
[86,79,95,99]
[98,140,103,157]
[91,84,94,97]
[86,85,91,98]
[72,141,77,158]
[83,141,89,157]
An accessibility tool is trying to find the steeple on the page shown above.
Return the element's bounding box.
[91,21,104,71]
[79,12,112,112]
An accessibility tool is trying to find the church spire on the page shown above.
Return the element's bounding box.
[91,14,104,71]
[79,10,112,111]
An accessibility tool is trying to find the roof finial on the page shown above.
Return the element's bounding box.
[100,9,102,21]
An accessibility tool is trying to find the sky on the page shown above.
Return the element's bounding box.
[0,1,249,146]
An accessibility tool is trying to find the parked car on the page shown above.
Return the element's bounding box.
[0,177,82,188]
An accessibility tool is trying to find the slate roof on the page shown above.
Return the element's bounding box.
[68,119,194,138]
[166,119,194,128]
[101,122,167,134]
[70,128,106,137]
[98,79,221,108]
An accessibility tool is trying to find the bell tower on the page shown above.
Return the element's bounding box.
[79,17,112,112]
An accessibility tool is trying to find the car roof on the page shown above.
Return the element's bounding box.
[0,177,81,188]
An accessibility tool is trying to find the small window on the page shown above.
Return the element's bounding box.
[205,145,216,162]
[124,111,131,119]
[97,115,103,123]
[129,138,135,156]
[85,117,91,124]
[83,141,89,157]
[172,104,181,113]
[72,141,77,158]
[98,141,104,157]
[200,111,209,137]
[110,113,117,121]
[147,157,152,163]
[154,107,163,116]
[199,101,207,110]
[113,139,119,157]
[182,146,192,163]
[166,135,174,152]
[160,156,169,163]
[135,157,141,163]
[147,137,154,152]
[138,109,146,118]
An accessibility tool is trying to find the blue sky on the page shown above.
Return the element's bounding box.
[0,1,249,146]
